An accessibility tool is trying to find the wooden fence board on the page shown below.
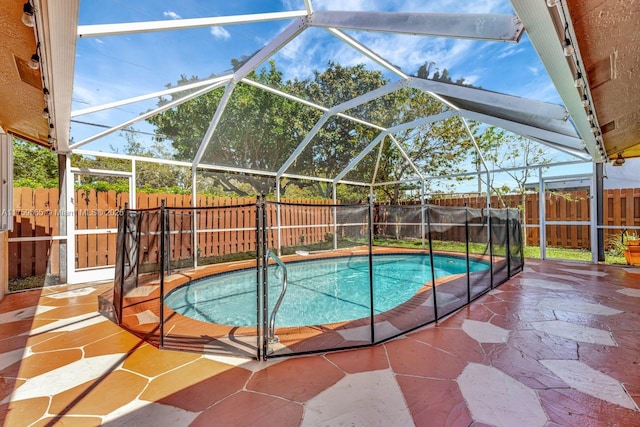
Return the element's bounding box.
[34,188,49,275]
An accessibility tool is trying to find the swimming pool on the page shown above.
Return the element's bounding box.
[164,254,489,327]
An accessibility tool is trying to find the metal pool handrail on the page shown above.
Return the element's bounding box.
[266,249,288,343]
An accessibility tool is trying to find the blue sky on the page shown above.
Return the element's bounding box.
[71,0,590,187]
[74,0,559,106]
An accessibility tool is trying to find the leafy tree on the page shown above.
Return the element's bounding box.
[148,62,318,196]
[373,88,477,203]
[147,60,482,202]
[122,132,191,194]
[70,128,191,194]
[476,126,554,244]
[13,139,58,188]
[286,62,391,198]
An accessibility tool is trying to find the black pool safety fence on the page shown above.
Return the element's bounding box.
[111,198,523,360]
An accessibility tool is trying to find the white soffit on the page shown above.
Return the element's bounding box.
[41,0,79,153]
[511,0,603,162]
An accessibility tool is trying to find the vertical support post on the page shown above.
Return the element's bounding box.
[57,153,68,284]
[477,153,482,195]
[593,163,604,263]
[488,208,494,289]
[506,208,511,277]
[0,134,13,232]
[254,196,262,360]
[420,180,426,249]
[261,195,269,360]
[539,173,546,260]
[65,155,75,284]
[465,205,471,304]
[486,171,491,209]
[116,204,128,325]
[131,159,136,209]
[519,207,525,270]
[159,200,166,348]
[332,183,338,251]
[426,206,438,321]
[165,201,172,275]
[367,195,375,344]
[255,196,262,360]
[276,179,282,256]
[192,166,198,268]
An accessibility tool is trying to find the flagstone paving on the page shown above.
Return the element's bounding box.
[1,260,639,426]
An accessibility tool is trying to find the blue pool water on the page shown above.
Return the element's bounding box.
[164,254,489,327]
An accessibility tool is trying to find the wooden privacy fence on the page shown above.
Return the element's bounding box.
[429,188,640,249]
[9,187,640,278]
[9,188,333,278]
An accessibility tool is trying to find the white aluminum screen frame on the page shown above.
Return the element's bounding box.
[0,134,13,231]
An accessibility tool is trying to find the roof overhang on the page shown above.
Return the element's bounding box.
[512,0,640,162]
[0,0,49,147]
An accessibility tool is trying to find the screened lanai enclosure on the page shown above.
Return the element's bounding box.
[33,1,612,357]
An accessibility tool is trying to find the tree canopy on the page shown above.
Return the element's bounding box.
[13,139,58,188]
[147,60,482,202]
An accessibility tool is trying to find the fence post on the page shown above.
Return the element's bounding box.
[420,182,426,249]
[488,208,494,289]
[465,205,470,304]
[159,200,166,349]
[368,195,375,344]
[115,204,128,325]
[332,184,338,251]
[261,195,269,360]
[426,205,438,321]
[506,209,511,278]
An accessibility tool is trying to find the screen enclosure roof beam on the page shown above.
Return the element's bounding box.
[408,77,571,124]
[333,111,456,184]
[277,79,408,178]
[71,75,233,118]
[325,28,408,79]
[193,19,308,166]
[309,11,524,42]
[70,81,226,150]
[77,11,308,37]
[459,110,591,160]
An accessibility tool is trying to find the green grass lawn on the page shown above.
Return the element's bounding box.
[373,237,628,265]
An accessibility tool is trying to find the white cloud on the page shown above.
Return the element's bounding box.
[210,26,231,40]
[495,45,525,60]
[312,0,368,11]
[163,11,181,20]
[356,32,475,75]
[527,66,540,76]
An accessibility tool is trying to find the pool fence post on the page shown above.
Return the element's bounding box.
[261,195,269,360]
[115,203,128,325]
[367,194,375,344]
[420,181,426,249]
[276,179,282,256]
[426,205,438,321]
[465,205,471,304]
[159,200,166,349]
[255,195,262,360]
[519,208,524,272]
[488,205,494,289]
[506,208,511,278]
